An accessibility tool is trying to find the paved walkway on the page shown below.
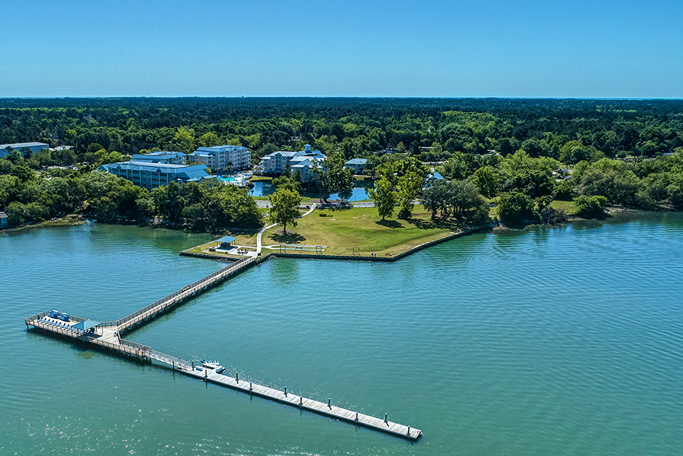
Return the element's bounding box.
[256,223,277,255]
[300,203,317,217]
[256,203,317,255]
[255,200,375,208]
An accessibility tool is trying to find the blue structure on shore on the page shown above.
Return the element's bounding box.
[98,161,211,190]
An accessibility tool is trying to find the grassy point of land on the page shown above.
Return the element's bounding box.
[183,241,246,260]
[185,227,260,256]
[184,206,479,260]
[249,176,273,182]
[261,205,468,257]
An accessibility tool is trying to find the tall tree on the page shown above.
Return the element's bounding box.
[310,159,331,201]
[312,154,353,201]
[368,177,396,220]
[268,188,300,235]
[471,166,498,198]
[397,171,422,219]
[174,126,196,153]
[198,131,220,147]
[329,156,354,201]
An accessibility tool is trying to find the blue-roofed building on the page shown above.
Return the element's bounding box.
[0,211,8,228]
[344,158,368,174]
[424,171,445,186]
[258,144,326,182]
[98,161,211,190]
[189,145,251,171]
[0,142,49,158]
[216,235,236,249]
[131,151,186,165]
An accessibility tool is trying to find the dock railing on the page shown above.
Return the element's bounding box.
[111,257,253,330]
[147,348,192,370]
[25,311,86,326]
[25,310,52,325]
[89,337,150,356]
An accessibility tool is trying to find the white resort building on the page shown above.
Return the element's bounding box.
[130,151,187,165]
[0,142,50,158]
[98,161,211,190]
[258,144,326,182]
[189,145,251,171]
[344,158,367,174]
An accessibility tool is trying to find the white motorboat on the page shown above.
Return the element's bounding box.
[200,359,225,374]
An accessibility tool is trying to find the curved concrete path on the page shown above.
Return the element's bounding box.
[300,203,317,218]
[256,203,317,255]
[256,223,277,255]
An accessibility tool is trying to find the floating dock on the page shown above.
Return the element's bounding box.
[25,256,422,441]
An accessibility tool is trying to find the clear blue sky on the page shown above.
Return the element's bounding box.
[2,0,682,98]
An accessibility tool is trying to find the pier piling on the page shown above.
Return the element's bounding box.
[23,256,421,440]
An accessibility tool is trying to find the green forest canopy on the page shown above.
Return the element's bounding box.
[2,98,683,229]
[1,98,682,161]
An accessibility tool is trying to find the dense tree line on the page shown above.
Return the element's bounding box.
[443,149,683,225]
[0,152,261,230]
[2,98,683,167]
[3,98,683,229]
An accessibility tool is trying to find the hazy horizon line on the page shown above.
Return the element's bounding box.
[1,96,683,101]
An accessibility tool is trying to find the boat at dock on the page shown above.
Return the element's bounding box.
[201,359,225,373]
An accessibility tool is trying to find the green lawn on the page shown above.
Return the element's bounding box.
[260,206,470,256]
[184,242,246,260]
[186,227,261,254]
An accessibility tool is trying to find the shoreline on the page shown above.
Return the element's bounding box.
[180,224,490,263]
[0,216,87,233]
[2,205,676,239]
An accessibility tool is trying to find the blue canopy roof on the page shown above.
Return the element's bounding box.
[73,320,100,330]
[216,236,236,243]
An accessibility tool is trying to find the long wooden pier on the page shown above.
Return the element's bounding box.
[101,256,256,335]
[25,256,422,441]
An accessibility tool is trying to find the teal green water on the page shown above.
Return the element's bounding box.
[1,215,682,455]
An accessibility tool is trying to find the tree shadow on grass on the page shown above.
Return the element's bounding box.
[271,231,306,244]
[375,219,404,229]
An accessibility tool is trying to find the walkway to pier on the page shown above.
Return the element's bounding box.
[24,257,259,359]
[24,251,422,441]
[103,257,254,334]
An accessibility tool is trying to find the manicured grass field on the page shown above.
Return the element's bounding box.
[260,206,465,256]
[185,206,478,259]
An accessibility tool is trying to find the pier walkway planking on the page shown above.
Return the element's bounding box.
[25,254,421,441]
[107,256,255,334]
[178,365,421,439]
